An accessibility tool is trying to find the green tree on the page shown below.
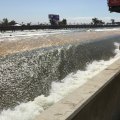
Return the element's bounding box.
[92,18,99,25]
[97,20,104,25]
[9,20,16,26]
[59,19,67,26]
[62,19,67,25]
[50,19,57,26]
[2,18,9,26]
[92,18,105,25]
[27,22,31,26]
[111,19,115,25]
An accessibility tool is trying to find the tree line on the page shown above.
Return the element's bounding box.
[0,18,16,26]
[0,17,117,27]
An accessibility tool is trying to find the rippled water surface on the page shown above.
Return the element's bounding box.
[0,29,120,120]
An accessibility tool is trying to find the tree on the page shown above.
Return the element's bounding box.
[92,18,105,25]
[9,20,16,26]
[27,22,31,26]
[0,18,17,26]
[50,19,58,26]
[62,19,67,25]
[21,22,25,26]
[98,20,105,25]
[111,19,115,25]
[59,19,67,26]
[92,18,99,25]
[2,18,9,26]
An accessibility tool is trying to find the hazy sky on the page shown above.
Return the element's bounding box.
[0,0,120,24]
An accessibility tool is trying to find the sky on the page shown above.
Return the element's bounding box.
[0,0,120,24]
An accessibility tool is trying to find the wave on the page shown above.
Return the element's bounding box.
[0,42,120,120]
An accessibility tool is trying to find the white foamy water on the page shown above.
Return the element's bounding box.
[0,29,73,42]
[0,28,120,42]
[88,27,120,32]
[0,43,120,120]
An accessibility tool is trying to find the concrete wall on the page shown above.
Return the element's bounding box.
[35,58,120,120]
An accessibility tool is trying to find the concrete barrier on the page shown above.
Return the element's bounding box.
[35,58,120,120]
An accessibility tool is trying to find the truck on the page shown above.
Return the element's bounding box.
[108,0,120,12]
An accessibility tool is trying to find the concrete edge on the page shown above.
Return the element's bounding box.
[35,58,120,120]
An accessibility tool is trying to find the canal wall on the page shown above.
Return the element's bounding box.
[36,58,120,120]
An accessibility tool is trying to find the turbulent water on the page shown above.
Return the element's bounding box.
[0,27,120,42]
[0,42,120,120]
[0,29,120,120]
[0,29,74,42]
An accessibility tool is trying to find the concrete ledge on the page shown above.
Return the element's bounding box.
[35,58,120,120]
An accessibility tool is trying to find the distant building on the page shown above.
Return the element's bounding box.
[48,14,60,25]
[14,23,21,26]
